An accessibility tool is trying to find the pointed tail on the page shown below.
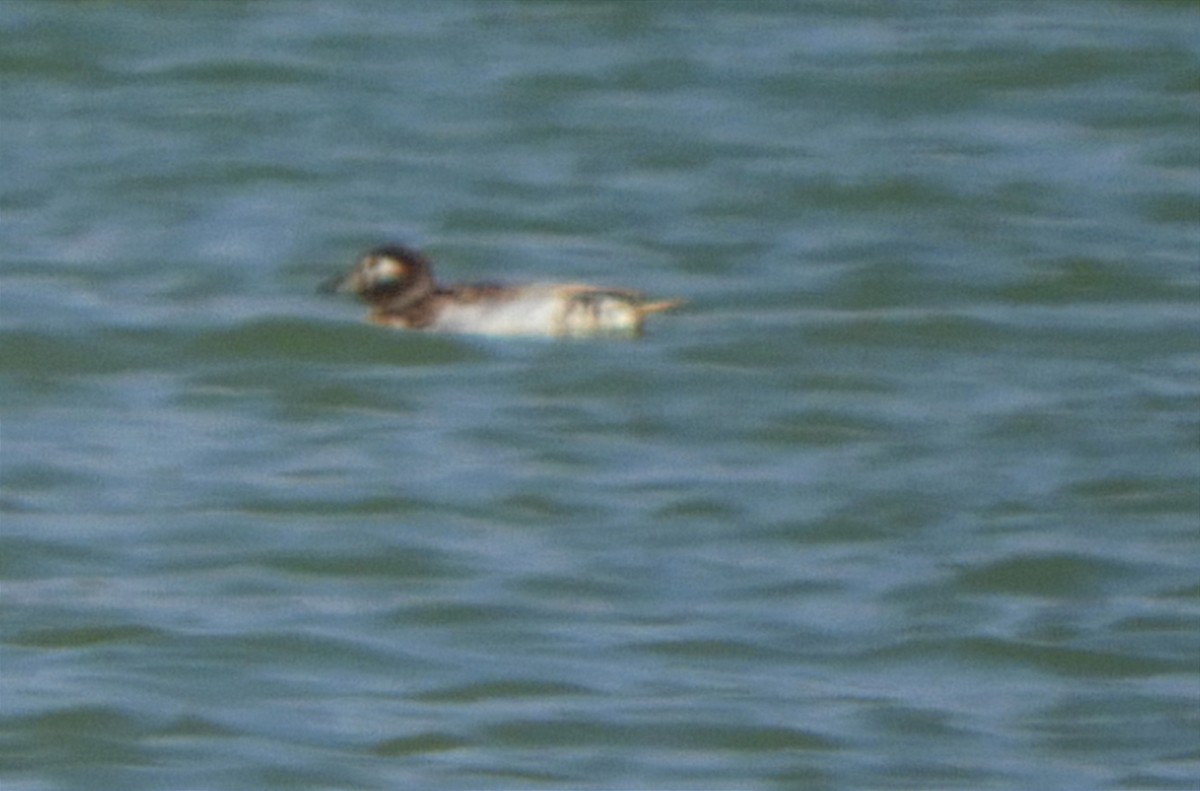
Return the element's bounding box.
[635,298,686,317]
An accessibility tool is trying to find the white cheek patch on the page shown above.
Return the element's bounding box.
[373,258,407,283]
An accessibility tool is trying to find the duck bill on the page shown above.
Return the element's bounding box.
[318,271,353,295]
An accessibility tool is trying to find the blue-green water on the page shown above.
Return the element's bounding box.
[2,2,1198,789]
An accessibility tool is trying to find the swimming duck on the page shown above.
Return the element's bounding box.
[321,244,682,338]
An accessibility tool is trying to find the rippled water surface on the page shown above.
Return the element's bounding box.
[2,2,1199,789]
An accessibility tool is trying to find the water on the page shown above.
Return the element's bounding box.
[2,1,1198,789]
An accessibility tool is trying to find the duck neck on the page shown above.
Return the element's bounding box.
[374,272,435,315]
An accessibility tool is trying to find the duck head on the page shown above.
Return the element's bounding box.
[320,244,437,311]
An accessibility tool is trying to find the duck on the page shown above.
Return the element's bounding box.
[320,244,682,338]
